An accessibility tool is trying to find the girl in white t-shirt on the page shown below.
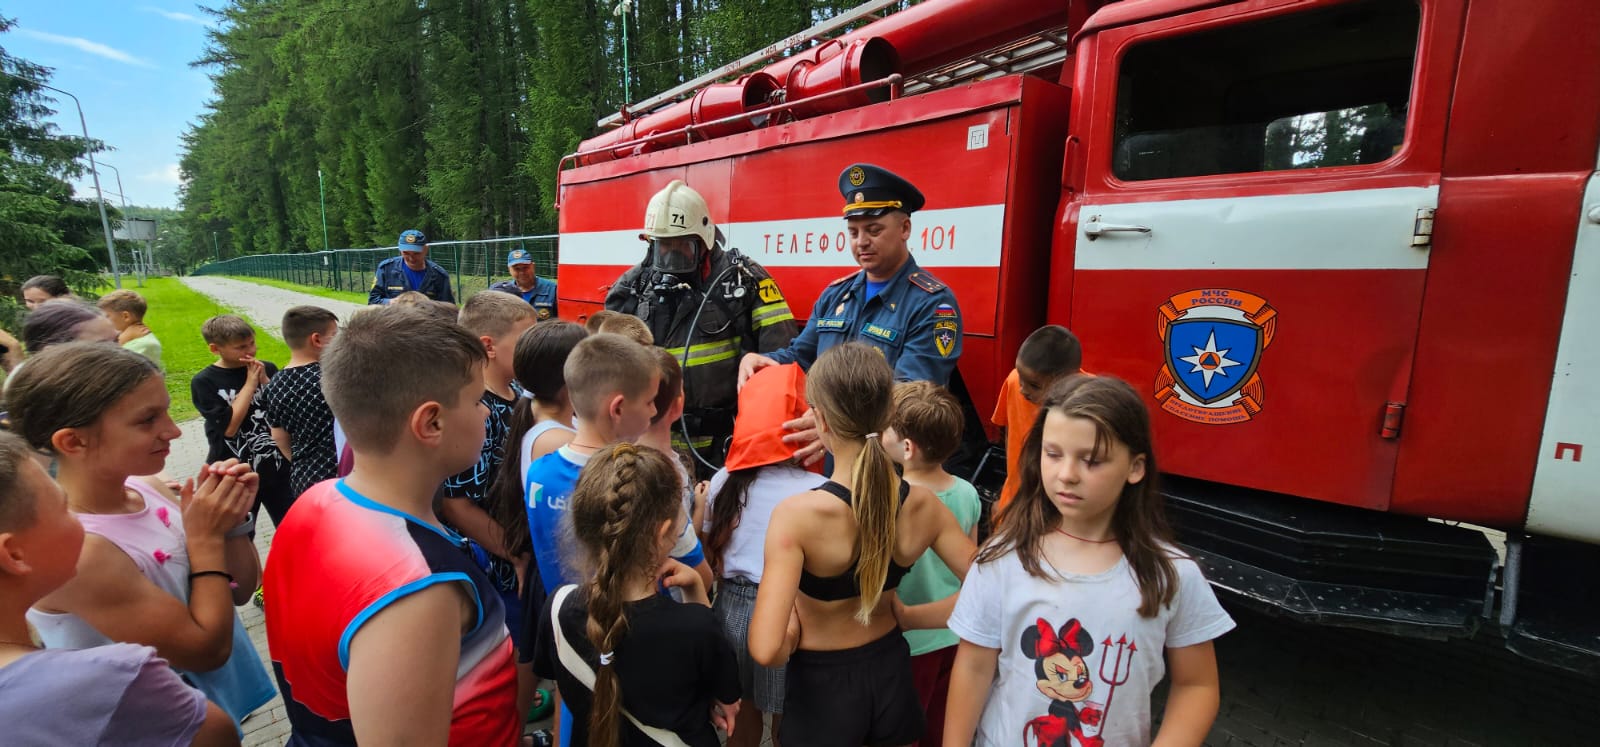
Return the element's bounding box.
[945,375,1235,747]
[702,363,822,746]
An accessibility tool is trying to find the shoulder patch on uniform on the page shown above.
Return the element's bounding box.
[827,272,856,288]
[907,272,946,294]
[756,278,784,304]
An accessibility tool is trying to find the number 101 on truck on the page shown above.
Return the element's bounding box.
[554,0,1600,674]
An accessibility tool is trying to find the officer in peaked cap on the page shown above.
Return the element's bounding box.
[741,162,963,388]
[368,229,456,305]
[489,247,559,320]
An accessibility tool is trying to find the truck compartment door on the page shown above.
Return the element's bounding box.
[1067,0,1443,510]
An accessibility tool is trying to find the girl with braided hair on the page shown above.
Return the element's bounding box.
[748,342,976,746]
[531,443,741,746]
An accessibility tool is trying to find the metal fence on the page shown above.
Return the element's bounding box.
[191,235,559,301]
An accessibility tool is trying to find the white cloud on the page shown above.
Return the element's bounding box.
[142,164,184,187]
[16,29,157,69]
[139,6,208,27]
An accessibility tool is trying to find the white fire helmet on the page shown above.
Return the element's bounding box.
[641,180,716,252]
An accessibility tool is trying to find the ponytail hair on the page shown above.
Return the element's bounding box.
[568,443,682,746]
[978,375,1178,617]
[490,321,587,559]
[806,343,900,624]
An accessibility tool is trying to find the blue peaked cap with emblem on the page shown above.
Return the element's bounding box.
[507,248,533,266]
[398,229,427,252]
[839,163,925,218]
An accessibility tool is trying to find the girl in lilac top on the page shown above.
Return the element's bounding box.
[5,343,276,725]
[0,431,238,745]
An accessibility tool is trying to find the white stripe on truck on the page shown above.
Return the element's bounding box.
[561,204,1006,268]
[1074,185,1439,271]
[1526,173,1600,542]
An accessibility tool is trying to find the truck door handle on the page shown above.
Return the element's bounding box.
[1082,215,1152,239]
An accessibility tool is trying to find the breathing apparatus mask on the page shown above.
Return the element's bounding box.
[650,235,703,276]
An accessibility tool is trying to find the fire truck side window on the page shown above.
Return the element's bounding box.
[1111,0,1420,182]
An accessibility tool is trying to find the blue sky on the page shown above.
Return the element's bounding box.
[5,2,215,208]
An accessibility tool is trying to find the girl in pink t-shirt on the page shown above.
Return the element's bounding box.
[946,375,1235,747]
[0,430,239,746]
[6,343,273,723]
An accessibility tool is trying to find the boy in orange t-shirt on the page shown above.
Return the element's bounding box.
[991,325,1082,516]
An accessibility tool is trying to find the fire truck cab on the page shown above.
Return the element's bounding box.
[556,0,1600,673]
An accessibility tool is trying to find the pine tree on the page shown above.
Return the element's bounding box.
[0,15,109,311]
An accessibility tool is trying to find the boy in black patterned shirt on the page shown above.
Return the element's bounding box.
[263,306,341,502]
[441,292,538,641]
[191,314,292,524]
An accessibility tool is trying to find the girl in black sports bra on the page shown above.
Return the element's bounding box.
[749,343,976,747]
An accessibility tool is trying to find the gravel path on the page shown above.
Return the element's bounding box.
[181,276,366,339]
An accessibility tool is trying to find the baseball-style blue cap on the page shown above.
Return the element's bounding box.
[398,229,427,251]
[507,248,533,266]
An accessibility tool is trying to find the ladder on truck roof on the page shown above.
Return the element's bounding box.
[595,0,900,130]
[595,0,1074,130]
[899,26,1074,95]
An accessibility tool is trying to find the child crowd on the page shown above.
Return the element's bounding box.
[0,273,1235,747]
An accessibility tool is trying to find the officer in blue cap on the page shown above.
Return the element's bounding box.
[488,247,558,320]
[368,229,456,304]
[741,163,963,387]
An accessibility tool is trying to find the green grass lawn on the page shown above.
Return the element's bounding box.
[111,278,292,421]
[221,275,369,305]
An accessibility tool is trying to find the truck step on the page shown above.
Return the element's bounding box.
[1506,535,1600,676]
[1163,476,1497,636]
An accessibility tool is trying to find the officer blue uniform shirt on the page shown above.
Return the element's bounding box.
[488,248,559,319]
[767,254,962,386]
[766,162,963,385]
[489,276,558,319]
[368,229,456,304]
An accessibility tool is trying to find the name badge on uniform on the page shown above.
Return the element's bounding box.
[816,318,848,331]
[860,323,899,343]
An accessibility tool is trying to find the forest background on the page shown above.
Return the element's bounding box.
[172,0,890,272]
[0,0,905,325]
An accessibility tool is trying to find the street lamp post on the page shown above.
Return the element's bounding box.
[318,168,330,251]
[212,231,221,263]
[1,75,122,288]
[613,0,633,103]
[97,161,145,286]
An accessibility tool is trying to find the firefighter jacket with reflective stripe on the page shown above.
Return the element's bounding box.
[368,256,456,305]
[605,248,798,417]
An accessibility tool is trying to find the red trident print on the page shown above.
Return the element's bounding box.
[1097,635,1137,721]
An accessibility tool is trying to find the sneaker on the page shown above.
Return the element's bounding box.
[252,586,265,608]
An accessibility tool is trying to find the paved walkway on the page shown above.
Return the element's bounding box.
[181,276,366,338]
[162,419,290,746]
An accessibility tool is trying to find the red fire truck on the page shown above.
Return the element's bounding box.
[555,0,1600,673]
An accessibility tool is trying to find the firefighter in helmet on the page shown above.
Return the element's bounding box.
[605,180,799,472]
